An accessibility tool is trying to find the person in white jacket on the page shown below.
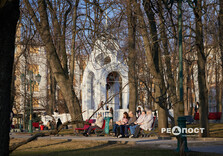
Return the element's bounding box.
[129,109,154,138]
[140,109,153,131]
[84,113,104,137]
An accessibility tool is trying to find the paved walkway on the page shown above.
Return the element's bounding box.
[11,133,223,155]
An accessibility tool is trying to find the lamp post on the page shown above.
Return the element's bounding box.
[164,0,197,152]
[178,0,184,116]
[21,71,41,133]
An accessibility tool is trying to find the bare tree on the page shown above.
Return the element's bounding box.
[23,0,83,126]
[219,0,223,122]
[126,0,137,114]
[193,0,209,137]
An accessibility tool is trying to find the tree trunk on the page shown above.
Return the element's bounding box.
[70,0,79,85]
[156,0,179,125]
[48,66,56,115]
[219,0,223,122]
[0,1,20,155]
[144,0,170,130]
[126,0,137,114]
[215,54,219,113]
[194,1,209,137]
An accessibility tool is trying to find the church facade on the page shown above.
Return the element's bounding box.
[81,35,129,121]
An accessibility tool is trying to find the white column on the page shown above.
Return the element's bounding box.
[100,81,107,108]
[122,77,129,110]
[82,83,88,120]
[94,79,101,110]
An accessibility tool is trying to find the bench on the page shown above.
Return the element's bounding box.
[32,122,39,130]
[184,115,194,124]
[194,112,222,120]
[94,120,106,136]
[74,119,95,135]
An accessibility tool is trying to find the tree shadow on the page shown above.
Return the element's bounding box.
[16,139,72,151]
[47,141,118,155]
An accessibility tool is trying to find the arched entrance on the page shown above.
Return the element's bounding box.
[106,72,122,111]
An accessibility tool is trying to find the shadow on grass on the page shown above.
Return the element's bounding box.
[46,144,217,156]
[15,139,72,151]
[48,141,118,156]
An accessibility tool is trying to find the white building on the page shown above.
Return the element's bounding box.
[81,35,129,121]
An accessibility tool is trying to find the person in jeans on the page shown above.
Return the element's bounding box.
[133,109,154,138]
[113,112,129,137]
[84,113,104,137]
[118,111,136,138]
[129,110,146,138]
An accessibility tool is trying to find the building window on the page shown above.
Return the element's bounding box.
[33,82,39,92]
[33,97,39,108]
[28,64,39,92]
[28,64,39,74]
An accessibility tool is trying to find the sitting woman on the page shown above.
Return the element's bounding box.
[129,110,146,138]
[113,112,129,137]
[84,113,104,137]
[130,109,153,138]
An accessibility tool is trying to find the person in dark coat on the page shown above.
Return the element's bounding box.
[57,118,62,130]
[194,102,199,119]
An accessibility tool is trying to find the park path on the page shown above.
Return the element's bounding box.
[10,133,223,155]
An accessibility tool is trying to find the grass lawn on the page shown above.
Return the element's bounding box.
[9,138,220,156]
[187,123,223,137]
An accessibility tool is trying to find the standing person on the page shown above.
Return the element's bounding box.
[109,107,113,118]
[113,112,129,137]
[56,118,62,130]
[136,106,142,118]
[195,102,199,113]
[129,110,146,138]
[194,102,199,119]
[118,111,136,138]
[47,120,51,130]
[133,109,154,138]
[51,120,56,130]
[84,113,104,137]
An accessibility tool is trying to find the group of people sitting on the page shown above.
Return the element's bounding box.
[82,107,154,138]
[113,108,154,138]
